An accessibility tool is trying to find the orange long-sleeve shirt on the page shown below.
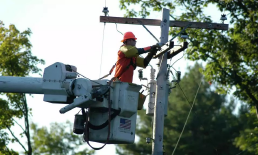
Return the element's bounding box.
[114,45,151,83]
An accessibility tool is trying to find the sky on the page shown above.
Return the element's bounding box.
[0,0,226,154]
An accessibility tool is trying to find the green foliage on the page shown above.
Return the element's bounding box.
[117,63,243,155]
[30,121,95,155]
[0,20,45,154]
[0,98,22,155]
[234,107,258,154]
[0,20,45,112]
[119,0,175,18]
[0,21,45,77]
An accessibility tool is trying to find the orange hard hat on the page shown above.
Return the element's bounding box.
[121,32,137,42]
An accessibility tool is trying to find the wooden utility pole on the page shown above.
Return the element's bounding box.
[152,8,169,155]
[100,16,228,30]
[100,9,228,155]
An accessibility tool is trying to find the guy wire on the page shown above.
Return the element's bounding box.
[171,79,202,155]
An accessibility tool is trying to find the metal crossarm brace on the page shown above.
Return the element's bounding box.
[153,41,174,58]
[137,19,159,43]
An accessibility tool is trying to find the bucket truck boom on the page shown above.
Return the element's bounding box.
[0,62,142,144]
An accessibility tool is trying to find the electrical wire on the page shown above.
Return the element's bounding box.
[83,97,111,150]
[77,109,82,114]
[170,65,177,73]
[66,65,105,85]
[170,71,191,106]
[168,43,193,73]
[168,47,197,106]
[167,47,192,106]
[168,4,229,154]
[99,23,106,79]
[169,46,194,68]
[171,51,186,67]
[178,83,191,106]
[74,70,105,86]
[115,23,123,36]
[171,79,202,155]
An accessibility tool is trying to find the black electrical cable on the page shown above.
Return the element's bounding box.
[83,97,112,150]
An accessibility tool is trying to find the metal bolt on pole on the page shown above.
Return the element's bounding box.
[152,8,170,155]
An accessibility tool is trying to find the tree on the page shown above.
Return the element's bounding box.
[0,21,45,154]
[116,63,243,155]
[234,106,258,155]
[30,121,95,155]
[119,0,258,117]
[0,99,20,155]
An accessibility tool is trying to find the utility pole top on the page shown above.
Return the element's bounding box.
[100,16,228,30]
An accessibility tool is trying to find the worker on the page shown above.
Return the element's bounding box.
[114,32,158,83]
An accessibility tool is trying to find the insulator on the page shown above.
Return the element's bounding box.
[146,137,151,143]
[181,31,189,39]
[73,114,85,134]
[102,7,109,16]
[138,69,143,79]
[150,68,155,80]
[220,14,227,21]
[177,71,181,82]
[181,34,189,39]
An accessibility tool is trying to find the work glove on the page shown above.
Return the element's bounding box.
[150,44,159,55]
[151,44,158,50]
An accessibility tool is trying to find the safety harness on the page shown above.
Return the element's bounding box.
[99,57,136,80]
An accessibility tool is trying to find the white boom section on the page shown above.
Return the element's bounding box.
[0,62,93,113]
[0,76,43,94]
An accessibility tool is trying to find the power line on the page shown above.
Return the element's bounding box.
[169,46,194,68]
[170,70,191,106]
[99,23,106,78]
[171,79,202,155]
[177,83,191,106]
[168,52,192,106]
[171,51,185,67]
